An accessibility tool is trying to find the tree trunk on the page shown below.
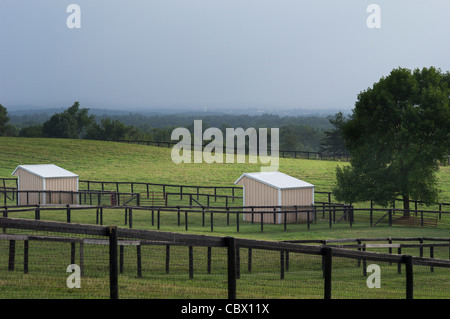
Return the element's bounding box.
[402,195,410,217]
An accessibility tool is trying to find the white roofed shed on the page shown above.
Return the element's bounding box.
[234,171,315,224]
[12,164,79,205]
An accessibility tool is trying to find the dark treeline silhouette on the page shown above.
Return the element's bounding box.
[5,102,348,153]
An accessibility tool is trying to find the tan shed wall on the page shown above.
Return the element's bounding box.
[13,168,78,205]
[236,177,279,224]
[14,168,43,205]
[237,176,314,224]
[280,188,314,223]
[45,177,78,205]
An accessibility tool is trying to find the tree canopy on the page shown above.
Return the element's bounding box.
[319,112,348,156]
[333,67,450,215]
[0,104,16,136]
[42,102,94,139]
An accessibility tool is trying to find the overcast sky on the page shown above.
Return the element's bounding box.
[1,0,449,113]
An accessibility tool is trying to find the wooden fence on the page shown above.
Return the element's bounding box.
[0,189,140,207]
[2,177,449,214]
[112,139,351,161]
[79,179,242,204]
[1,203,449,233]
[0,217,449,299]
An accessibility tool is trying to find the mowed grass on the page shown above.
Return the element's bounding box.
[0,137,343,188]
[1,137,448,197]
[0,137,449,299]
[1,136,449,236]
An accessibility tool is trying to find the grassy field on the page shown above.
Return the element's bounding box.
[0,136,449,238]
[0,137,449,299]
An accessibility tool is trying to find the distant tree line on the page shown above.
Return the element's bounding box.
[0,104,16,136]
[1,102,348,154]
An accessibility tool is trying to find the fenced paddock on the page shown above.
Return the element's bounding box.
[0,217,449,299]
[1,203,449,233]
[0,189,141,207]
[2,177,449,224]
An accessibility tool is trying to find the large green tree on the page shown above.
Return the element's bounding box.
[42,102,94,139]
[0,104,10,135]
[333,67,450,216]
[85,118,129,141]
[319,112,348,156]
[0,104,16,136]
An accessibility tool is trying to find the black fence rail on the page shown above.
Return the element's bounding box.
[67,180,450,218]
[2,203,449,233]
[2,178,449,217]
[0,189,140,207]
[112,139,352,161]
[0,217,449,299]
[79,179,242,204]
[164,192,242,207]
[0,204,323,232]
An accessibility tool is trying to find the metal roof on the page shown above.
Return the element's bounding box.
[12,164,78,179]
[234,171,314,190]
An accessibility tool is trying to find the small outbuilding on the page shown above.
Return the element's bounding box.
[12,164,79,205]
[234,171,314,224]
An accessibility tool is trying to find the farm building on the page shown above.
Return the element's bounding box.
[12,164,79,205]
[234,171,315,224]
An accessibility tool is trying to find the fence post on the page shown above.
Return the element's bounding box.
[322,246,332,299]
[129,209,133,229]
[329,208,333,229]
[389,209,392,226]
[189,246,194,279]
[226,237,237,299]
[8,240,15,271]
[370,201,373,226]
[119,246,124,273]
[157,209,160,230]
[137,245,142,278]
[419,238,423,257]
[165,245,170,274]
[403,255,413,299]
[66,205,71,223]
[24,240,29,274]
[248,248,252,273]
[207,247,212,274]
[429,247,434,272]
[210,212,214,232]
[71,242,76,264]
[350,206,354,227]
[357,239,362,267]
[307,209,310,230]
[108,226,119,299]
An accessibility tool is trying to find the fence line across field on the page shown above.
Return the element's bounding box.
[1,203,449,233]
[0,189,141,206]
[2,177,449,216]
[1,217,449,299]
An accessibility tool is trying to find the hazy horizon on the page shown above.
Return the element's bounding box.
[1,1,450,113]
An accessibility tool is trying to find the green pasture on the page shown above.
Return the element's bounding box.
[0,137,449,299]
